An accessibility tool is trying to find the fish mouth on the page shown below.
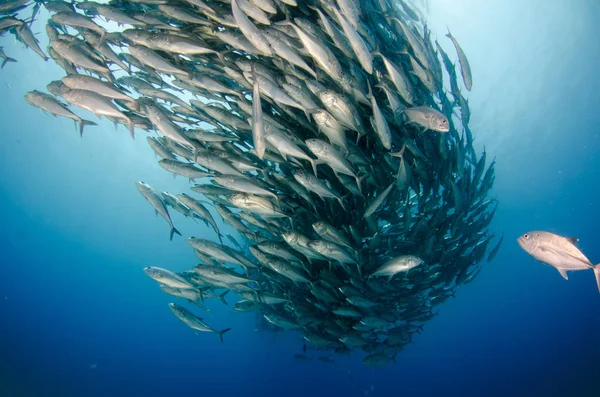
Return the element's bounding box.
[516,237,525,248]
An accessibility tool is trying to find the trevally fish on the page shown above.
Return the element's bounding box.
[370,255,424,280]
[518,231,600,293]
[136,182,181,240]
[169,303,231,342]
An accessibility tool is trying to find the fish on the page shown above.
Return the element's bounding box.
[144,267,195,290]
[517,231,600,293]
[370,255,424,280]
[168,303,231,342]
[62,89,136,138]
[15,23,48,61]
[331,7,373,75]
[231,0,273,56]
[136,182,181,240]
[61,75,136,105]
[363,353,396,366]
[24,90,97,136]
[363,182,395,218]
[367,82,392,150]
[403,106,450,132]
[487,235,503,263]
[446,28,472,91]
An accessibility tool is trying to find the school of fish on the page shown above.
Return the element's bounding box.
[1,0,502,365]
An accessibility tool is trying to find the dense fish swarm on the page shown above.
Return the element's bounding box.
[2,0,501,365]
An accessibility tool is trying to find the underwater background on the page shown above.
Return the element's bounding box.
[1,0,599,396]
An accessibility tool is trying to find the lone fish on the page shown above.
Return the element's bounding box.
[517,231,600,293]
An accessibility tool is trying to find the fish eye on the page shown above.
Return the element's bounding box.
[524,233,529,239]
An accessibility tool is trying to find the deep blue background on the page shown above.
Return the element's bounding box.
[1,1,599,396]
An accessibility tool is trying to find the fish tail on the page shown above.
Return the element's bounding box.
[1,57,16,69]
[216,50,227,65]
[97,31,107,49]
[593,264,600,293]
[337,196,348,212]
[128,120,135,139]
[217,327,231,343]
[190,299,208,311]
[218,290,229,305]
[355,174,368,195]
[170,227,182,241]
[372,41,381,58]
[79,119,97,137]
[310,159,320,177]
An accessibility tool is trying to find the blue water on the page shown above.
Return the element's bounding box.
[1,1,599,396]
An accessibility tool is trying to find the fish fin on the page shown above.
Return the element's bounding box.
[336,196,348,212]
[128,120,135,139]
[566,237,579,244]
[445,26,452,39]
[354,174,367,195]
[170,227,182,241]
[366,80,373,100]
[389,143,407,158]
[218,290,229,305]
[217,327,232,343]
[310,159,323,177]
[190,299,208,311]
[96,31,107,50]
[372,41,382,58]
[79,119,97,137]
[557,268,569,280]
[1,56,16,69]
[594,264,600,293]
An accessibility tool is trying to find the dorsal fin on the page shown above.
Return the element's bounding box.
[566,237,579,245]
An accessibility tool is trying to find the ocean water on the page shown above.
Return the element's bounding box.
[1,0,599,396]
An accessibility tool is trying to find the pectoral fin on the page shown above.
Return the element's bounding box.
[557,268,569,280]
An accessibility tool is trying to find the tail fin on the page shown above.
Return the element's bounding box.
[96,31,107,49]
[128,119,135,140]
[372,42,382,58]
[218,290,229,305]
[594,264,600,293]
[79,119,97,137]
[217,327,231,343]
[1,57,17,69]
[189,299,208,312]
[170,227,182,241]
